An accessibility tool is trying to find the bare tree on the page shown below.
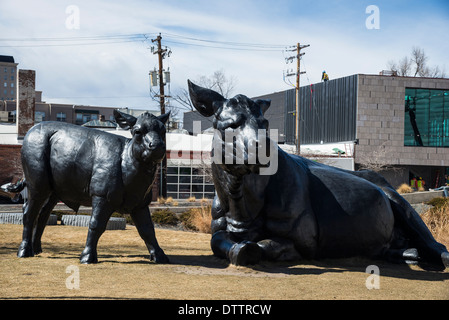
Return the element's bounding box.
[174,69,237,111]
[388,56,411,76]
[164,104,181,131]
[411,47,429,77]
[197,69,237,98]
[388,46,446,78]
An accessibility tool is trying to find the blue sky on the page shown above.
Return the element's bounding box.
[0,0,448,117]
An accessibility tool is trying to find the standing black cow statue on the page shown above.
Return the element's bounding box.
[7,110,170,264]
[188,80,449,271]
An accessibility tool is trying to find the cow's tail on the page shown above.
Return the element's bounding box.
[1,178,26,193]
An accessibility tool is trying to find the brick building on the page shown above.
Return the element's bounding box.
[354,74,449,188]
[0,55,18,102]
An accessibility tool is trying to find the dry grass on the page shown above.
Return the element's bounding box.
[396,183,413,194]
[0,223,448,300]
[187,196,196,203]
[156,197,178,206]
[200,198,211,204]
[180,205,212,234]
[421,202,449,248]
[188,205,212,234]
[164,196,175,205]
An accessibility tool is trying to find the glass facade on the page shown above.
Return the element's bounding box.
[166,163,215,199]
[404,88,449,147]
[75,110,99,125]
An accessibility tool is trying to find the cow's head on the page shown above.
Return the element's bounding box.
[188,80,274,176]
[114,110,170,165]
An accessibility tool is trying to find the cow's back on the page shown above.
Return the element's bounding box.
[22,122,127,209]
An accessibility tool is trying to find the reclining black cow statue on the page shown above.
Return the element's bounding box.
[7,110,170,264]
[188,80,449,271]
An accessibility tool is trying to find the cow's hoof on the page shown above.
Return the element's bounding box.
[442,252,449,268]
[150,250,170,264]
[80,251,98,264]
[229,241,262,266]
[17,242,34,258]
[33,243,43,255]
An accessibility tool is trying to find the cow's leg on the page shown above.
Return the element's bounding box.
[32,194,58,255]
[80,196,113,264]
[211,230,262,266]
[257,237,302,261]
[17,193,49,258]
[382,247,420,265]
[352,170,448,270]
[131,206,169,263]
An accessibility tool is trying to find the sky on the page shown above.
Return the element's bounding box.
[0,0,448,119]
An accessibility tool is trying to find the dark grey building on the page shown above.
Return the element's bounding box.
[183,76,358,146]
[182,73,449,188]
[182,110,213,135]
[183,90,287,143]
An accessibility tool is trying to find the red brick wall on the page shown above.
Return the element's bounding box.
[0,144,22,185]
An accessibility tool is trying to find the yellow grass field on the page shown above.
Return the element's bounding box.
[0,223,448,300]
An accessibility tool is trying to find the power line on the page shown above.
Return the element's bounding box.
[0,33,147,41]
[161,32,288,49]
[161,39,283,52]
[0,33,149,47]
[0,32,290,51]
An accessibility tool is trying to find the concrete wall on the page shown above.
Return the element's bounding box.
[355,74,449,167]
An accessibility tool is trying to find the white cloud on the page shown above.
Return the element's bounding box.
[0,0,447,116]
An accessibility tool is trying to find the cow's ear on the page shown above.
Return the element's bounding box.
[114,109,137,130]
[158,111,170,125]
[255,99,271,115]
[188,80,225,117]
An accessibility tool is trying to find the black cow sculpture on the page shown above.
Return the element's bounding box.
[7,110,170,264]
[188,80,449,271]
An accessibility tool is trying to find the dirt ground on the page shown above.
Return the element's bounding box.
[0,223,448,300]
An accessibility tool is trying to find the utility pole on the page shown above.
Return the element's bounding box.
[285,43,309,154]
[152,34,167,115]
[151,33,170,198]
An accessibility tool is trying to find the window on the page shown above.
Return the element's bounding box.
[75,110,99,125]
[56,112,66,122]
[35,111,46,123]
[3,82,6,87]
[404,88,449,147]
[10,83,13,88]
[166,162,215,199]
